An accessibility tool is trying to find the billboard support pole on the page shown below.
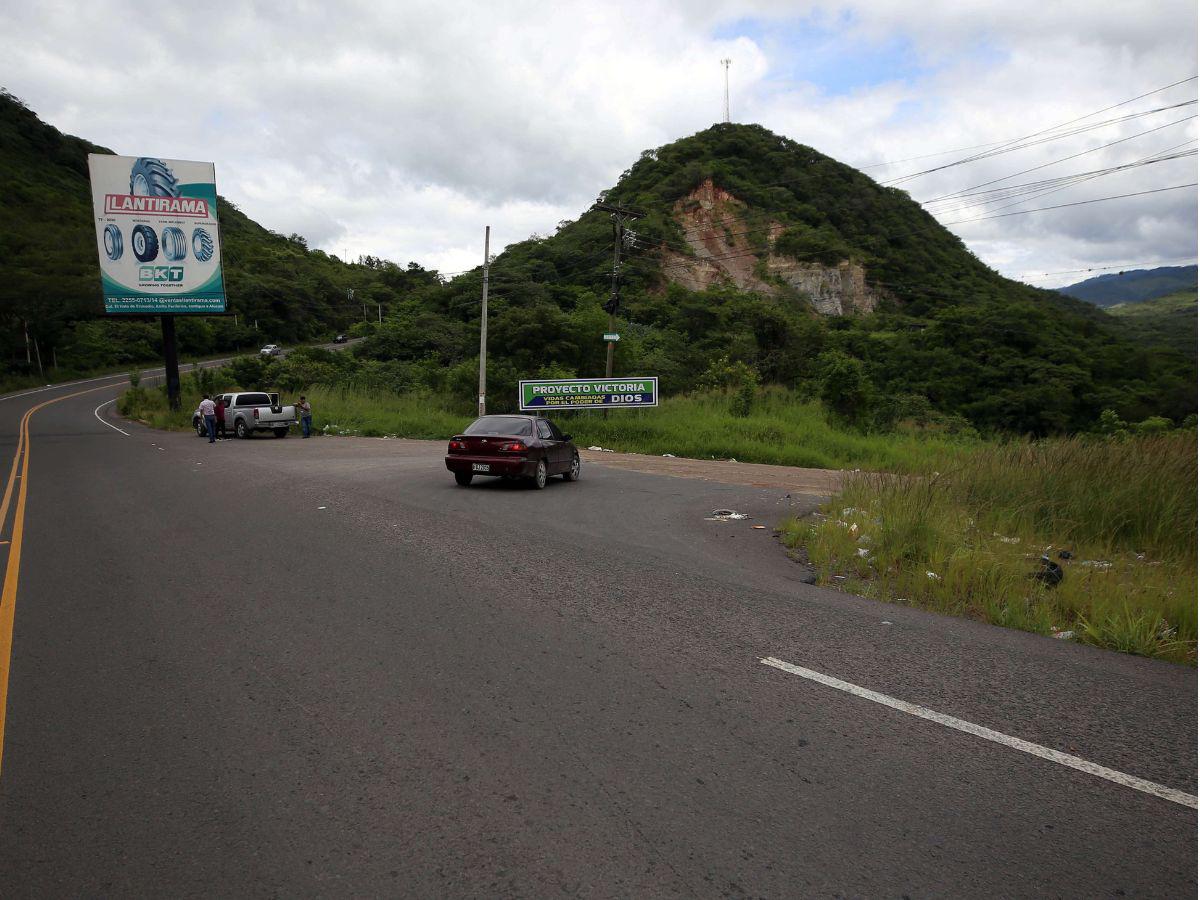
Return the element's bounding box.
[161,315,181,411]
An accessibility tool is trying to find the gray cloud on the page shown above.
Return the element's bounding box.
[2,1,1194,282]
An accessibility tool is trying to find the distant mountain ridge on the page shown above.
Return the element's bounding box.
[1058,265,1197,307]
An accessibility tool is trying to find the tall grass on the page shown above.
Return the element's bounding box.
[117,383,973,473]
[546,387,972,471]
[781,433,1198,664]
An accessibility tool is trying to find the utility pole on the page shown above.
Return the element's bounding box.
[592,202,644,378]
[478,225,490,416]
[377,304,382,324]
[721,58,732,123]
[23,319,30,365]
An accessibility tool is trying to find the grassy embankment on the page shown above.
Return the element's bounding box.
[779,433,1197,664]
[118,383,973,472]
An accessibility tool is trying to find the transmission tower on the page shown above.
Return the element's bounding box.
[721,58,731,123]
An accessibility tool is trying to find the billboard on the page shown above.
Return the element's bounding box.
[519,377,658,410]
[87,154,226,314]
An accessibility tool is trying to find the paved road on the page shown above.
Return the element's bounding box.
[0,377,1194,897]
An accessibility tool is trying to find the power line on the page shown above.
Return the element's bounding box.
[882,75,1198,187]
[920,112,1197,203]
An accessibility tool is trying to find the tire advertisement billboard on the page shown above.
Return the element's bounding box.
[87,154,226,314]
[519,377,658,410]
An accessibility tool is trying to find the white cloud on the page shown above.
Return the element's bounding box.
[2,0,1195,284]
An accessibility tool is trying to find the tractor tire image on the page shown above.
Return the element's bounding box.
[103,224,123,261]
[191,227,214,262]
[129,158,180,197]
[162,227,187,261]
[131,224,159,262]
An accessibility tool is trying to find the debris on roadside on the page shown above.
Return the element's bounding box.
[1051,629,1075,640]
[662,453,676,458]
[1031,556,1064,587]
[926,571,941,581]
[1079,559,1113,570]
[706,509,750,521]
[1057,549,1074,560]
[752,525,767,530]
[586,446,615,452]
[856,548,871,558]
[993,532,1020,544]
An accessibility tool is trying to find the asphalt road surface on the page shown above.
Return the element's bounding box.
[0,376,1194,897]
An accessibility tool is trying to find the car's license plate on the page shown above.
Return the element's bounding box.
[472,463,490,472]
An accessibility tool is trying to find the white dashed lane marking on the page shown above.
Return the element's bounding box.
[761,656,1197,810]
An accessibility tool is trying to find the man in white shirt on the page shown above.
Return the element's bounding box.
[199,395,216,443]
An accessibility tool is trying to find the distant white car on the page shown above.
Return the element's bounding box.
[259,344,282,357]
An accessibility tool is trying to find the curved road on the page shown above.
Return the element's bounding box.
[0,376,1194,896]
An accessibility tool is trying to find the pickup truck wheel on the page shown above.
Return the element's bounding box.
[235,419,251,439]
[531,458,548,490]
[273,428,288,438]
[454,472,473,486]
[195,419,206,437]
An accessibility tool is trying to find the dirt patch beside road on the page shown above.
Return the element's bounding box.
[580,449,844,496]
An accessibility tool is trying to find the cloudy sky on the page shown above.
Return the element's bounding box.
[5,1,1196,287]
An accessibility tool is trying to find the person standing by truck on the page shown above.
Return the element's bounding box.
[199,394,216,443]
[213,395,227,439]
[297,395,312,438]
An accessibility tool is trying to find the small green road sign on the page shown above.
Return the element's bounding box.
[603,332,620,342]
[519,377,657,410]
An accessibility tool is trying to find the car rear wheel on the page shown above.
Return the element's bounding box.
[531,458,548,490]
[195,419,206,437]
[454,472,473,486]
[563,452,581,482]
[235,419,251,439]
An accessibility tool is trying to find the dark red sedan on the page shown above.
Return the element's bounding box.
[445,415,581,489]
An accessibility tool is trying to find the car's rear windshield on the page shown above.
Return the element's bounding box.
[238,393,272,406]
[464,416,532,436]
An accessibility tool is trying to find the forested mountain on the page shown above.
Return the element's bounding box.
[0,91,1193,433]
[1058,265,1198,307]
[1105,290,1198,356]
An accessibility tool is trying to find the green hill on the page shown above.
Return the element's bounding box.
[428,123,1193,432]
[1059,266,1198,307]
[1105,290,1198,356]
[0,95,1193,433]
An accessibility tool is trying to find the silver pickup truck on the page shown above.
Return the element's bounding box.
[193,391,297,439]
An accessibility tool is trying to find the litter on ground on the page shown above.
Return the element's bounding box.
[707,508,749,521]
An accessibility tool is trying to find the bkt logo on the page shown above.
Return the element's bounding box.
[139,266,184,282]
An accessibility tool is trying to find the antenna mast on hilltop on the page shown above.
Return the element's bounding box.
[721,58,731,123]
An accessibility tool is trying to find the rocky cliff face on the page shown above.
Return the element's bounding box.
[660,179,881,315]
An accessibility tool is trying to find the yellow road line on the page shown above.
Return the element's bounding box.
[0,384,118,782]
[0,415,26,540]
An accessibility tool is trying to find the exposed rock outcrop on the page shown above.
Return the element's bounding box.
[660,179,882,315]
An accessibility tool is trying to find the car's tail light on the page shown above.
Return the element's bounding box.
[448,440,466,451]
[253,408,260,420]
[499,441,526,452]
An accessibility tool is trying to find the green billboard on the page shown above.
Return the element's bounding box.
[519,377,658,410]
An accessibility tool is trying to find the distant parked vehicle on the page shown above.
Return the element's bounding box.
[259,344,282,357]
[333,334,349,344]
[445,415,580,489]
[193,392,297,439]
